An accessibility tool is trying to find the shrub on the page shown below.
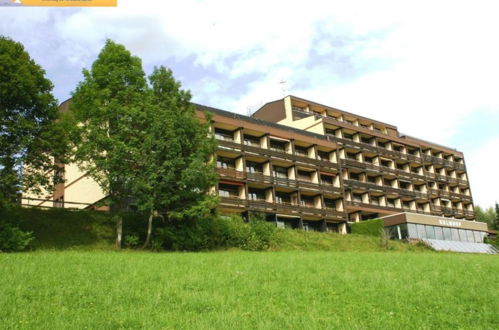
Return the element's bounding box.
[350,219,384,237]
[0,220,34,252]
[147,213,279,251]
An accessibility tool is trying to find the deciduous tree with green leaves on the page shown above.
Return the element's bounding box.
[69,40,149,248]
[0,36,65,206]
[69,40,218,249]
[132,67,218,248]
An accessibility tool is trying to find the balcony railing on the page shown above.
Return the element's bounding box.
[216,167,246,180]
[246,172,274,184]
[220,197,247,208]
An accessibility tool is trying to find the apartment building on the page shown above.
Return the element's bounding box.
[23,96,476,234]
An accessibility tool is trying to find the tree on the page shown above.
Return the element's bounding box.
[69,40,148,248]
[475,205,496,229]
[132,66,218,248]
[0,36,65,206]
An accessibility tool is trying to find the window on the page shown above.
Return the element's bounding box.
[367,176,377,184]
[407,223,418,238]
[466,230,474,243]
[442,227,452,240]
[434,226,444,240]
[325,128,336,135]
[318,151,330,161]
[217,156,236,169]
[349,172,360,181]
[346,152,358,160]
[384,178,394,186]
[399,224,409,239]
[364,156,374,163]
[244,134,260,146]
[324,198,337,209]
[378,141,387,148]
[295,145,308,157]
[352,193,363,203]
[248,188,265,201]
[451,228,460,241]
[320,174,334,185]
[425,225,436,239]
[270,140,286,152]
[300,195,314,207]
[396,163,407,170]
[273,166,288,179]
[370,196,380,205]
[386,198,396,207]
[246,161,263,173]
[416,224,426,239]
[399,181,410,189]
[218,184,239,197]
[343,132,354,140]
[297,170,312,182]
[402,201,412,209]
[361,136,374,145]
[380,159,391,167]
[275,192,291,204]
[214,128,234,141]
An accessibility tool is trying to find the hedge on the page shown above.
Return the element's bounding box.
[350,219,384,237]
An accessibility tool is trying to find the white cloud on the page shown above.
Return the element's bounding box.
[467,137,499,208]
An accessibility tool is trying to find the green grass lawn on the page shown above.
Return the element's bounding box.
[1,251,497,329]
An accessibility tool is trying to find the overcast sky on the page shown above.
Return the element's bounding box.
[1,0,498,208]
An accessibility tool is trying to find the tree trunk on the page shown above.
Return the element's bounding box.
[115,216,123,249]
[142,210,154,249]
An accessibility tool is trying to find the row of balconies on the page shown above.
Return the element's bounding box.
[341,158,468,186]
[322,126,465,171]
[216,167,342,195]
[217,139,338,169]
[218,197,344,219]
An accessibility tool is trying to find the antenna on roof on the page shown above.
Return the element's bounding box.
[279,78,287,97]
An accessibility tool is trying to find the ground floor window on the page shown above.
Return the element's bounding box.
[386,223,486,243]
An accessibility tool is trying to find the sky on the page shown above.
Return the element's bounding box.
[1,0,498,208]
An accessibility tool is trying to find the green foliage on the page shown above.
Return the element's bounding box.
[350,218,384,237]
[69,39,148,213]
[0,219,34,252]
[132,66,217,223]
[0,36,65,204]
[475,205,497,229]
[0,207,114,250]
[148,214,277,251]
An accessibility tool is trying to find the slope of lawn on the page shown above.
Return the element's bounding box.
[1,251,497,329]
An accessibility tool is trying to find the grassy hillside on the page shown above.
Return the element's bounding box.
[1,251,497,329]
[5,207,429,252]
[4,207,115,250]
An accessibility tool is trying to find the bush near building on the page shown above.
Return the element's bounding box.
[350,218,384,237]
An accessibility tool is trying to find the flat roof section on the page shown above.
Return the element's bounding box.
[380,212,488,232]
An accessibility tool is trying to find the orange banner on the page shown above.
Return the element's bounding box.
[1,0,117,6]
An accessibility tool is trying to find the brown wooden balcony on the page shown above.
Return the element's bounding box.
[247,200,275,211]
[220,197,247,208]
[246,172,273,184]
[464,210,474,218]
[273,176,298,188]
[300,205,323,216]
[216,139,242,151]
[275,202,299,213]
[321,184,342,195]
[216,167,246,180]
[442,206,453,215]
[432,205,442,212]
[323,208,345,220]
[345,200,401,213]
